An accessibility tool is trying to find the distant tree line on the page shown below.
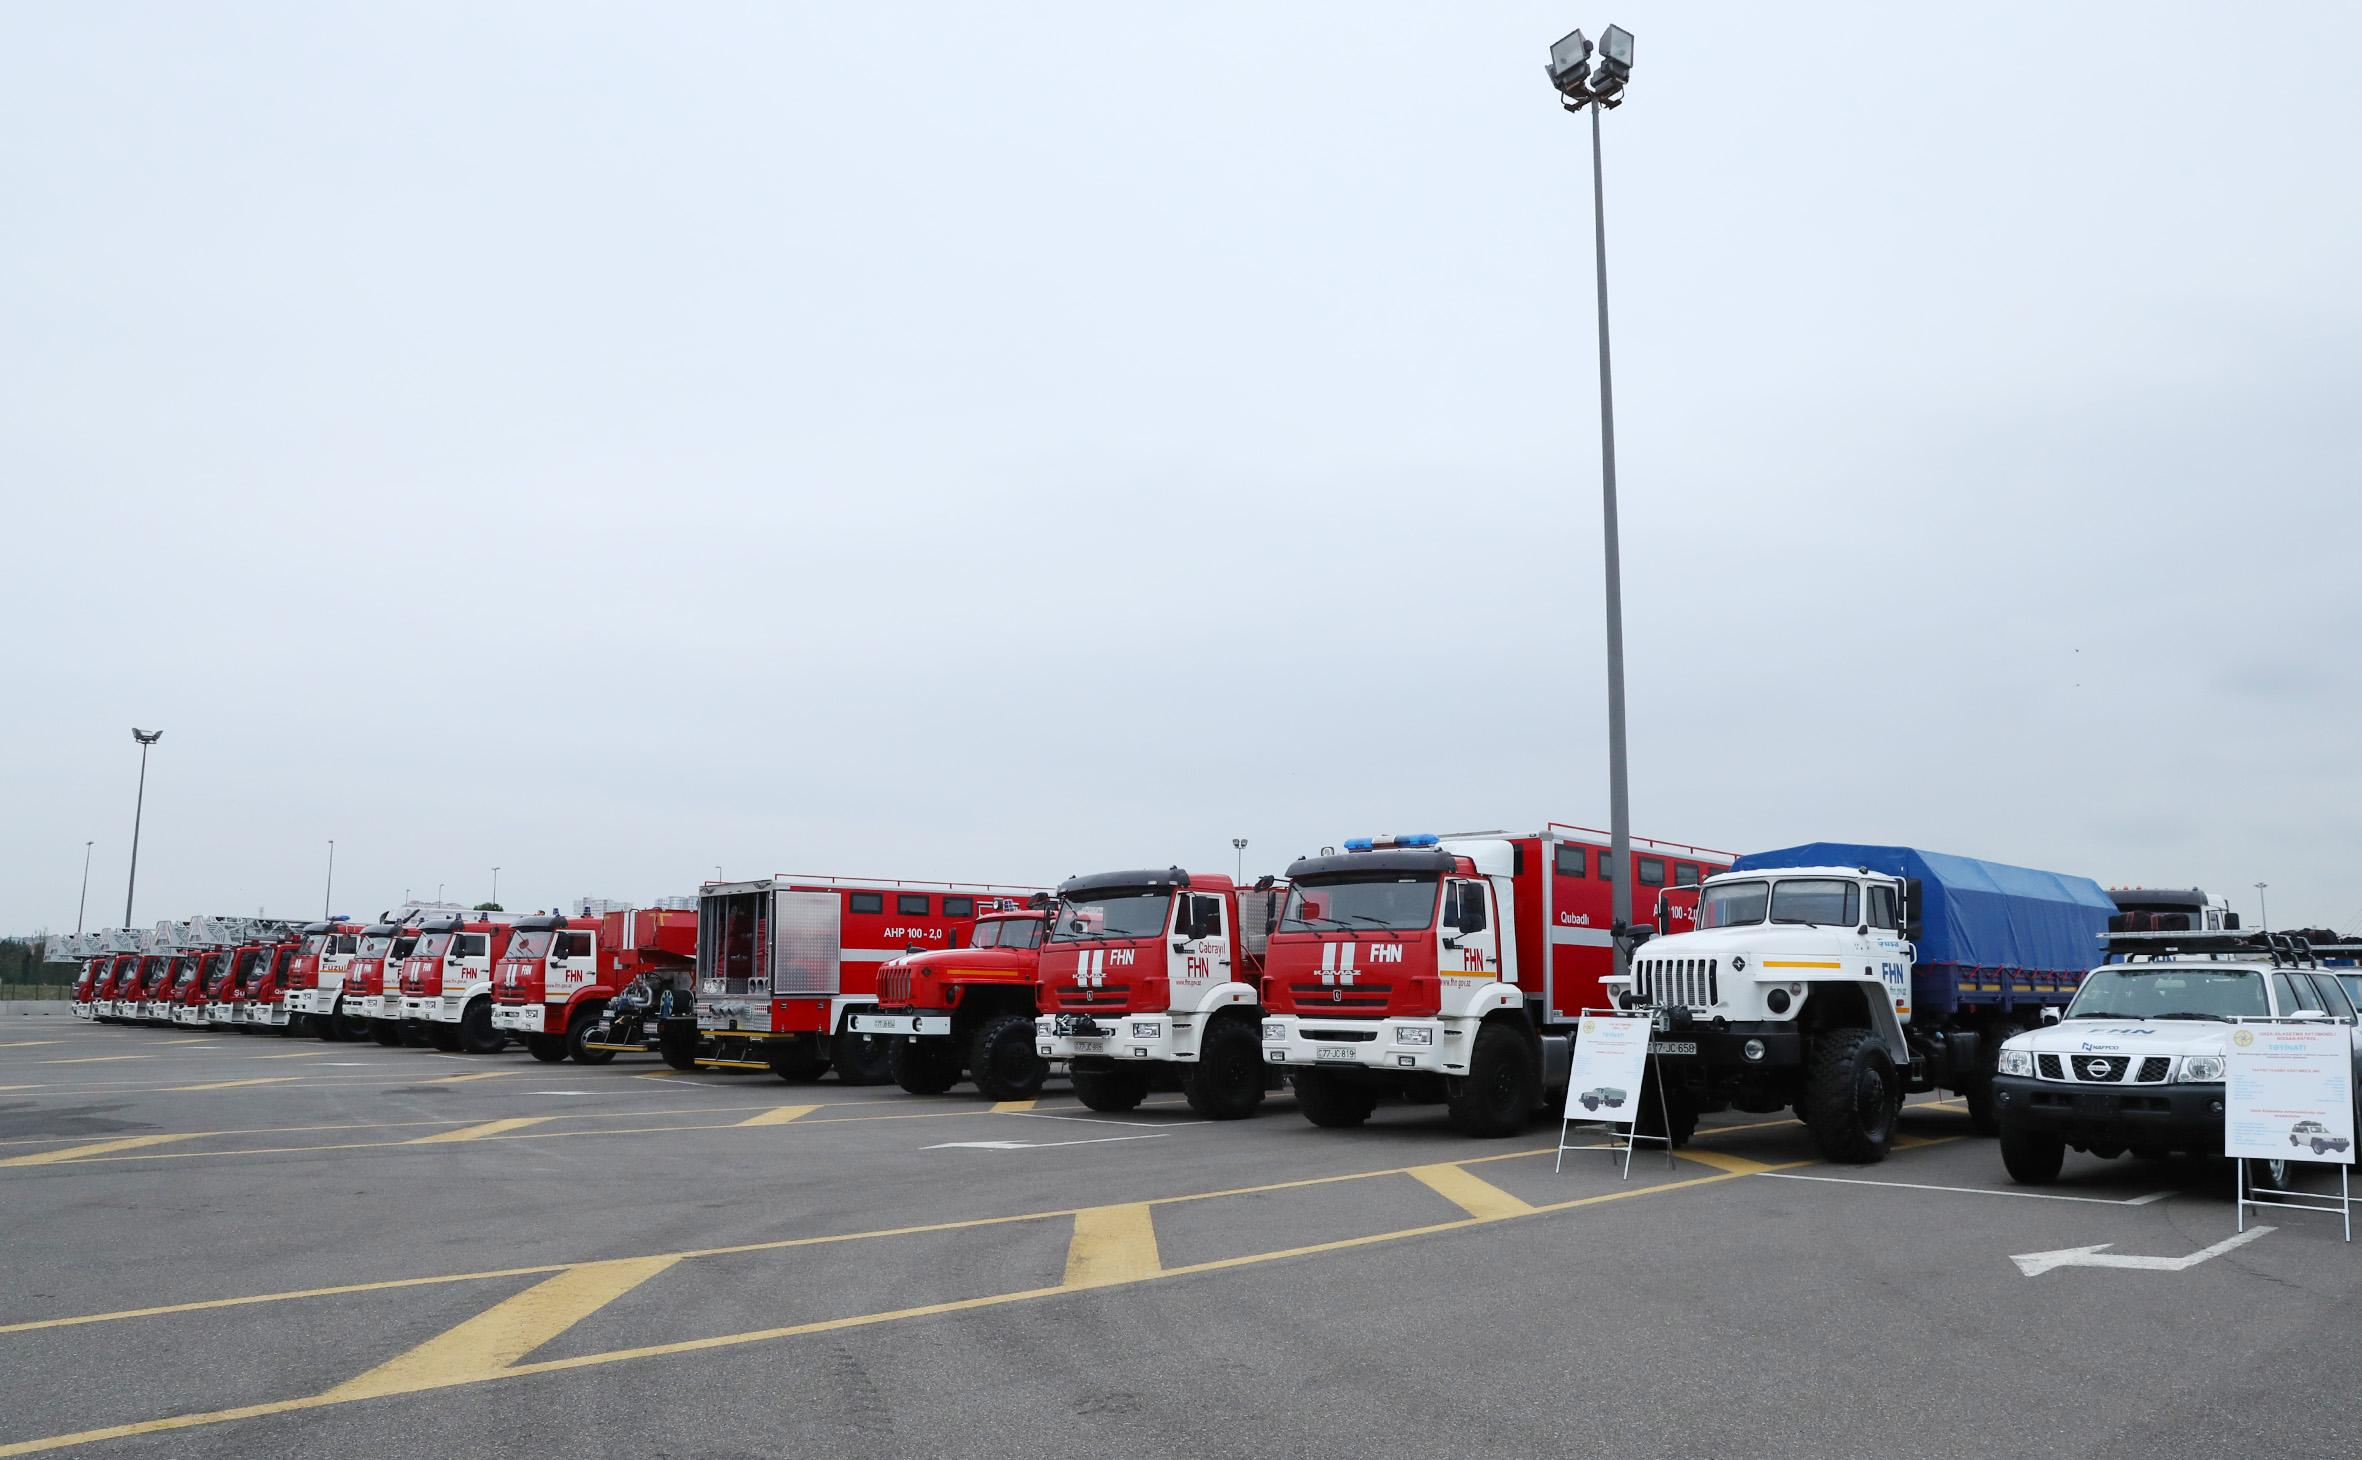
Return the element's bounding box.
[1,937,69,989]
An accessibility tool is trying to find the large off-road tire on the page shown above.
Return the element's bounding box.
[370,1019,407,1048]
[1965,1023,2008,1137]
[889,1036,961,1095]
[968,1014,1047,1101]
[425,1022,462,1052]
[1446,1022,1540,1138]
[567,1004,616,1065]
[459,999,505,1055]
[768,1039,830,1083]
[525,1034,569,1063]
[1998,1121,2065,1185]
[1071,1065,1151,1113]
[1292,1069,1378,1129]
[1636,1073,1699,1149]
[1180,1017,1267,1121]
[659,1020,701,1071]
[2246,1156,2292,1193]
[831,1026,893,1086]
[1803,1027,1899,1164]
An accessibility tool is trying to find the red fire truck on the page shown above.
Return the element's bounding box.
[1033,869,1286,1118]
[1260,825,1732,1137]
[237,930,303,1032]
[135,926,196,1025]
[284,919,364,1037]
[850,906,1053,1099]
[397,913,525,1053]
[494,905,698,1063]
[690,876,1040,1081]
[92,944,145,1022]
[339,918,427,1045]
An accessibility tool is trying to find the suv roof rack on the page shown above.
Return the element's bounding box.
[2102,928,2320,968]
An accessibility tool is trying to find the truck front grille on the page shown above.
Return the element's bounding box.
[876,968,911,1006]
[1286,983,1391,1011]
[1634,957,1718,1009]
[2036,1053,2166,1084]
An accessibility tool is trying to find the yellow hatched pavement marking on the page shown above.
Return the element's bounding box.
[991,1099,1038,1113]
[1062,1203,1162,1287]
[410,1118,552,1145]
[1675,1148,1783,1176]
[425,1071,517,1085]
[320,1255,683,1401]
[160,1077,300,1093]
[0,1134,195,1168]
[737,1104,818,1127]
[1407,1162,1535,1219]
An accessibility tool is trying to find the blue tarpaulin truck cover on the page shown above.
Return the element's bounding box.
[1728,844,2113,977]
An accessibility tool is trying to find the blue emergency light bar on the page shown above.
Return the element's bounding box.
[1343,834,1440,853]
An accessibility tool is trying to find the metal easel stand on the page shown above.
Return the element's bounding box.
[1555,1022,1674,1179]
[2238,1158,2354,1243]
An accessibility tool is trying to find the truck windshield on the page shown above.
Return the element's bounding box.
[301,935,328,955]
[358,935,393,958]
[1770,879,1860,927]
[2066,967,2269,1021]
[970,919,1043,950]
[1280,877,1438,932]
[412,934,452,959]
[1050,893,1171,942]
[507,931,555,961]
[1699,881,1769,929]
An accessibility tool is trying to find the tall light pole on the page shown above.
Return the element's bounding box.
[1232,838,1249,883]
[124,728,162,925]
[76,840,94,934]
[324,840,335,918]
[491,866,500,905]
[2255,881,2270,932]
[1546,23,1638,960]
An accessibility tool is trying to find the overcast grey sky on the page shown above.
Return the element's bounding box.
[6,3,2358,937]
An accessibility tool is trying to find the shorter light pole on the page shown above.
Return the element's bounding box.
[324,840,335,919]
[76,841,94,934]
[714,864,723,883]
[491,867,501,905]
[1232,838,1249,883]
[125,728,162,925]
[2255,881,2270,932]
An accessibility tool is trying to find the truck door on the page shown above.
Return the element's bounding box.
[1441,878,1499,980]
[1170,893,1230,1005]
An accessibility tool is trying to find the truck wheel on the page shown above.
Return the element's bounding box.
[525,1034,568,1063]
[1180,1018,1267,1120]
[889,1036,960,1095]
[567,1005,616,1064]
[325,997,364,1042]
[1292,1069,1378,1128]
[1998,1122,2065,1185]
[425,1023,462,1052]
[1071,1065,1150,1113]
[659,1021,701,1071]
[769,1040,830,1083]
[1637,1077,1699,1149]
[1965,1023,2007,1137]
[831,1028,893,1086]
[1446,1023,1539,1138]
[2247,1156,2291,1192]
[969,1014,1047,1101]
[1803,1027,1899,1164]
[371,1020,407,1048]
[459,999,505,1055]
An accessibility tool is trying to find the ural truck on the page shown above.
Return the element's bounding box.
[692,876,1039,1082]
[398,913,524,1053]
[1260,827,1733,1136]
[852,906,1052,1099]
[1610,843,2115,1163]
[283,919,363,1036]
[1034,870,1285,1119]
[492,906,698,1063]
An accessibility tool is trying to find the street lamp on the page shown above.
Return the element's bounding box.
[492,867,501,905]
[124,728,162,925]
[2255,881,2270,932]
[1545,22,1639,964]
[324,840,335,919]
[1232,838,1249,883]
[76,841,94,934]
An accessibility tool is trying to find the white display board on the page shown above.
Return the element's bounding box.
[1564,1012,1653,1126]
[2226,1022,2356,1166]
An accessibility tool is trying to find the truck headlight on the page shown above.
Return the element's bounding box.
[1396,1026,1434,1047]
[1996,1048,2032,1078]
[1262,1022,1284,1042]
[1129,1021,1161,1040]
[2177,1054,2225,1082]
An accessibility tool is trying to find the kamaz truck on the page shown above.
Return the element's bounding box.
[1608,843,2114,1163]
[851,906,1052,1099]
[494,905,698,1064]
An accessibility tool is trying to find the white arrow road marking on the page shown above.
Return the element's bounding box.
[926,1135,1170,1151]
[2012,1225,2273,1277]
[1008,1110,1207,1131]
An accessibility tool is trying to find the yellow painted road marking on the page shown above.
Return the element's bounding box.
[0,1134,195,1168]
[1062,1203,1162,1287]
[158,1038,213,1046]
[321,1256,683,1401]
[991,1099,1038,1113]
[0,1086,38,1093]
[410,1118,552,1144]
[1407,1162,1536,1220]
[736,1104,818,1127]
[1675,1148,1783,1176]
[251,1051,331,1060]
[424,1071,516,1084]
[38,1056,151,1065]
[159,1077,299,1093]
[0,1041,64,1049]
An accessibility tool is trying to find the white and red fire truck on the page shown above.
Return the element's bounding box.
[397,912,525,1053]
[490,905,698,1063]
[342,917,428,1045]
[691,876,1040,1081]
[285,918,365,1038]
[1032,869,1287,1118]
[236,927,304,1031]
[1260,826,1732,1136]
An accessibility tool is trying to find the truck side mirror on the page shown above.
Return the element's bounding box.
[2040,1006,2061,1025]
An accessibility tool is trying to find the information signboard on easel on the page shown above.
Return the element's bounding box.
[1556,1009,1666,1178]
[2228,1019,2355,1242]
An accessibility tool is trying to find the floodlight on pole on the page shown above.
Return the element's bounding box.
[1232,838,1249,883]
[1544,22,1638,969]
[124,728,162,925]
[2255,881,2269,932]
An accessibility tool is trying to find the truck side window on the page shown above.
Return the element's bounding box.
[1674,863,1699,887]
[898,894,930,916]
[1197,895,1225,939]
[1595,849,1614,880]
[943,896,974,918]
[1868,886,1897,929]
[1554,845,1587,878]
[2301,972,2354,1020]
[850,893,884,915]
[1450,883,1488,934]
[1637,857,1665,887]
[2271,972,2310,1015]
[558,932,592,959]
[455,934,487,958]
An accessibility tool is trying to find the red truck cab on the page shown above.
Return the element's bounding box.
[94,953,141,1021]
[286,919,363,1036]
[854,909,1051,1099]
[239,939,299,1031]
[495,907,697,1064]
[397,915,521,1053]
[343,920,424,1046]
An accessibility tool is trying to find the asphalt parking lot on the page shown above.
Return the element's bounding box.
[4,1021,2360,1460]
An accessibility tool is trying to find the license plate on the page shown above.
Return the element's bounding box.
[1316,1046,1357,1062]
[1069,1038,1103,1053]
[1648,1041,1696,1056]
